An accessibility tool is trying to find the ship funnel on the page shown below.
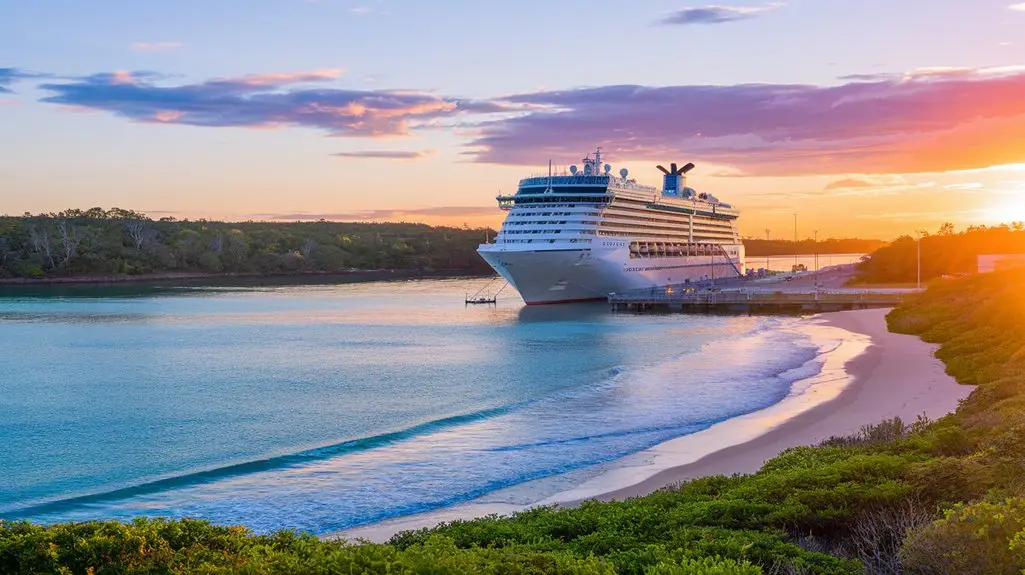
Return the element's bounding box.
[656,161,695,195]
[655,162,695,176]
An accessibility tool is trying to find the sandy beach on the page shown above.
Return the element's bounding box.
[333,307,974,543]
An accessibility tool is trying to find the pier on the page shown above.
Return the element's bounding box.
[608,286,920,313]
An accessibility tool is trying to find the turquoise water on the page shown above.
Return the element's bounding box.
[0,277,835,534]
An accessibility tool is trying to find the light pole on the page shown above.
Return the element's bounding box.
[916,230,923,289]
[765,228,770,271]
[813,229,819,286]
[793,213,798,271]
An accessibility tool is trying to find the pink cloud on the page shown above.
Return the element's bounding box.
[332,149,435,160]
[36,69,484,138]
[152,110,185,122]
[468,67,1025,176]
[235,68,344,87]
[111,70,135,85]
[130,42,183,52]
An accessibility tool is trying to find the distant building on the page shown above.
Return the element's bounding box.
[977,254,1025,273]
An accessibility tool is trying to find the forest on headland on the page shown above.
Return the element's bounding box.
[0,208,494,281]
[4,267,1025,573]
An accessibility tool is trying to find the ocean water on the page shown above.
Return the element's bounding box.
[0,275,852,534]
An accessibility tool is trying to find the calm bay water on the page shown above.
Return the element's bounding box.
[0,268,852,534]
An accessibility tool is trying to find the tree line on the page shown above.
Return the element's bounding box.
[854,221,1025,284]
[0,208,494,280]
[742,237,886,257]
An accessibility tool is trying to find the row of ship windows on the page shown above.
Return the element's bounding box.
[502,224,733,237]
[507,211,599,217]
[509,202,605,208]
[504,216,730,231]
[600,221,734,236]
[500,229,597,235]
[598,224,736,237]
[504,220,573,226]
[509,203,731,229]
[496,238,594,244]
[603,209,735,229]
[598,230,734,241]
[629,242,738,259]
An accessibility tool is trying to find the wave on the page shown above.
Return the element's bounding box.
[486,419,724,453]
[0,402,531,519]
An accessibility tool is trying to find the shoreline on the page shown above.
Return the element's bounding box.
[0,269,491,288]
[332,307,973,543]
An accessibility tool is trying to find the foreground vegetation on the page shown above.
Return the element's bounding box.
[854,222,1025,284]
[0,208,493,280]
[3,268,1025,573]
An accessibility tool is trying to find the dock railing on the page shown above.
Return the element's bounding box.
[608,287,922,309]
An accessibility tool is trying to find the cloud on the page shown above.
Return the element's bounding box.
[24,63,1025,177]
[942,182,984,189]
[349,6,371,14]
[332,149,434,159]
[837,72,892,82]
[262,206,496,221]
[1010,2,1025,11]
[130,42,183,52]
[0,67,40,93]
[823,175,905,191]
[468,66,1025,176]
[657,4,780,25]
[35,68,496,137]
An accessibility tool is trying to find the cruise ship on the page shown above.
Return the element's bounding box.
[477,148,746,305]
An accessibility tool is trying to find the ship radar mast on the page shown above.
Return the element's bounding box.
[580,147,605,176]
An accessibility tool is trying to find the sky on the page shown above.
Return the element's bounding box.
[3,0,1025,239]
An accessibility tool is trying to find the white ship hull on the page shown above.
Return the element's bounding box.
[479,148,746,305]
[478,242,745,305]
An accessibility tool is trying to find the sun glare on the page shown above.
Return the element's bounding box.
[983,192,1025,224]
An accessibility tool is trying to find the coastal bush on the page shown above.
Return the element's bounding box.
[643,556,761,574]
[817,416,932,448]
[0,519,619,574]
[899,498,1025,575]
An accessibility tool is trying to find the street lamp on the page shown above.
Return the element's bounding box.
[793,213,798,270]
[765,228,770,271]
[916,230,926,289]
[813,229,819,287]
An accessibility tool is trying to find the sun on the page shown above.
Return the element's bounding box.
[982,192,1025,224]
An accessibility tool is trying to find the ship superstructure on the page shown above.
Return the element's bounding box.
[477,148,746,305]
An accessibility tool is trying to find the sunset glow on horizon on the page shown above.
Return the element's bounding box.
[3,0,1025,239]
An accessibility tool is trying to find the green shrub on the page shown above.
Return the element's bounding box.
[644,556,761,574]
[900,498,1025,575]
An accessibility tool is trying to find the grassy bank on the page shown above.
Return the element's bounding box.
[3,269,1024,574]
